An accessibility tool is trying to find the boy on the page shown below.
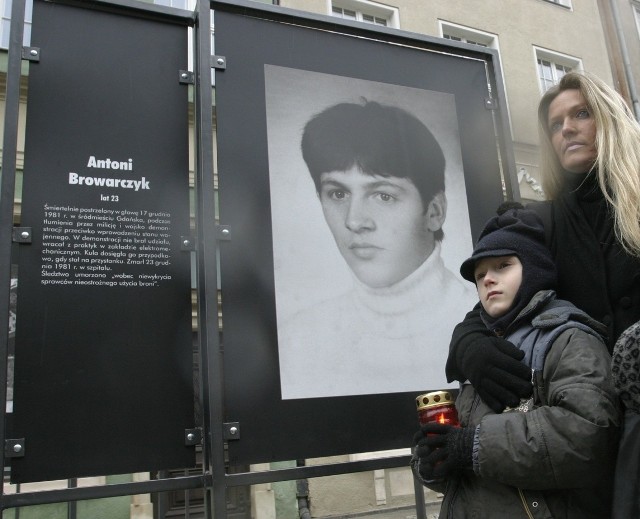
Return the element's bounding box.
[411,208,620,518]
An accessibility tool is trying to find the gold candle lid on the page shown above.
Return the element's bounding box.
[416,390,454,411]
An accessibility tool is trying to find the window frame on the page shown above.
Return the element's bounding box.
[0,0,202,49]
[633,2,640,42]
[533,46,582,94]
[329,0,399,29]
[438,20,499,50]
[1,0,32,49]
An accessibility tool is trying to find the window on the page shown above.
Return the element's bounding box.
[444,34,487,47]
[0,0,201,50]
[362,13,388,26]
[537,59,571,92]
[154,0,191,7]
[1,0,32,49]
[330,0,399,29]
[439,22,497,50]
[534,47,581,93]
[332,6,358,20]
[442,33,488,48]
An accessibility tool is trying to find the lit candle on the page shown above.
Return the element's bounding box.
[416,391,460,428]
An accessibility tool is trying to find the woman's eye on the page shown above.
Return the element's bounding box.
[549,121,562,134]
[475,272,486,282]
[576,109,590,119]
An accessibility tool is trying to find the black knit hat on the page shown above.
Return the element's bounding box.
[461,208,555,282]
[460,208,557,329]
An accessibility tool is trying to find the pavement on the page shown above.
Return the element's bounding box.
[321,502,441,519]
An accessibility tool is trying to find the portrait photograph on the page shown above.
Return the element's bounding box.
[265,65,478,400]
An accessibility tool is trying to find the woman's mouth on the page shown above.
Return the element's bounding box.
[564,142,583,153]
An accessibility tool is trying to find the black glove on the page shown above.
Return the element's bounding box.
[413,423,474,480]
[496,201,525,215]
[446,309,533,413]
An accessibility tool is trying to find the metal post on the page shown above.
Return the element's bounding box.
[0,0,28,508]
[67,479,77,519]
[15,484,20,519]
[609,0,640,120]
[412,475,428,519]
[194,1,224,518]
[184,470,191,519]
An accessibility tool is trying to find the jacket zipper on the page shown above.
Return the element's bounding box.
[470,390,481,416]
[518,488,535,519]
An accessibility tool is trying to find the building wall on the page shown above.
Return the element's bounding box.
[280,0,614,199]
[611,0,640,119]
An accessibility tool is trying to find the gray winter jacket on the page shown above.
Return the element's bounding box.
[437,291,621,519]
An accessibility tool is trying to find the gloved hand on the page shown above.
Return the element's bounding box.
[446,308,533,413]
[413,423,474,480]
[496,201,525,215]
[457,335,533,413]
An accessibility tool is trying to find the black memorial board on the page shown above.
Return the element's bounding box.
[213,1,511,465]
[11,0,195,482]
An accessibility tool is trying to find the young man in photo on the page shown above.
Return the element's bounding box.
[277,100,475,399]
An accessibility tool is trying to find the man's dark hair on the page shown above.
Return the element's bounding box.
[301,100,446,240]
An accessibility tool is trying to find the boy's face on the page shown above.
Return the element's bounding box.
[318,166,444,288]
[473,255,523,318]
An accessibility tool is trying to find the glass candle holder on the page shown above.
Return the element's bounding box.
[416,390,460,427]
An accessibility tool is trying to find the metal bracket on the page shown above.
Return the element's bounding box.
[185,428,202,446]
[212,55,226,70]
[5,439,25,458]
[223,422,240,440]
[484,97,497,110]
[180,236,195,251]
[12,227,32,244]
[179,70,194,84]
[216,225,231,241]
[22,47,40,62]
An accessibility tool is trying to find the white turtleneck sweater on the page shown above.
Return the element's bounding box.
[278,242,476,399]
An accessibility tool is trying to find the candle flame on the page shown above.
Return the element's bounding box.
[438,413,446,424]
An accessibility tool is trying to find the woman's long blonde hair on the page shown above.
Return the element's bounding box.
[537,71,640,257]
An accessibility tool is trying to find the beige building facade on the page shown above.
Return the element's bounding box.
[606,0,640,118]
[279,0,619,203]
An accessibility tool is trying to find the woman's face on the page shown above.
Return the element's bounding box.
[547,89,597,174]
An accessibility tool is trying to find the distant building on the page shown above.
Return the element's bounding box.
[279,0,640,202]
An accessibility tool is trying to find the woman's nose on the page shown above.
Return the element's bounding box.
[561,118,575,137]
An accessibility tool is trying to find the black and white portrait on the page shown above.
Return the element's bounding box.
[265,65,477,399]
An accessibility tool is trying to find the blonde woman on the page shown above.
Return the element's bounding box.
[532,71,640,347]
[441,71,640,516]
[535,71,640,519]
